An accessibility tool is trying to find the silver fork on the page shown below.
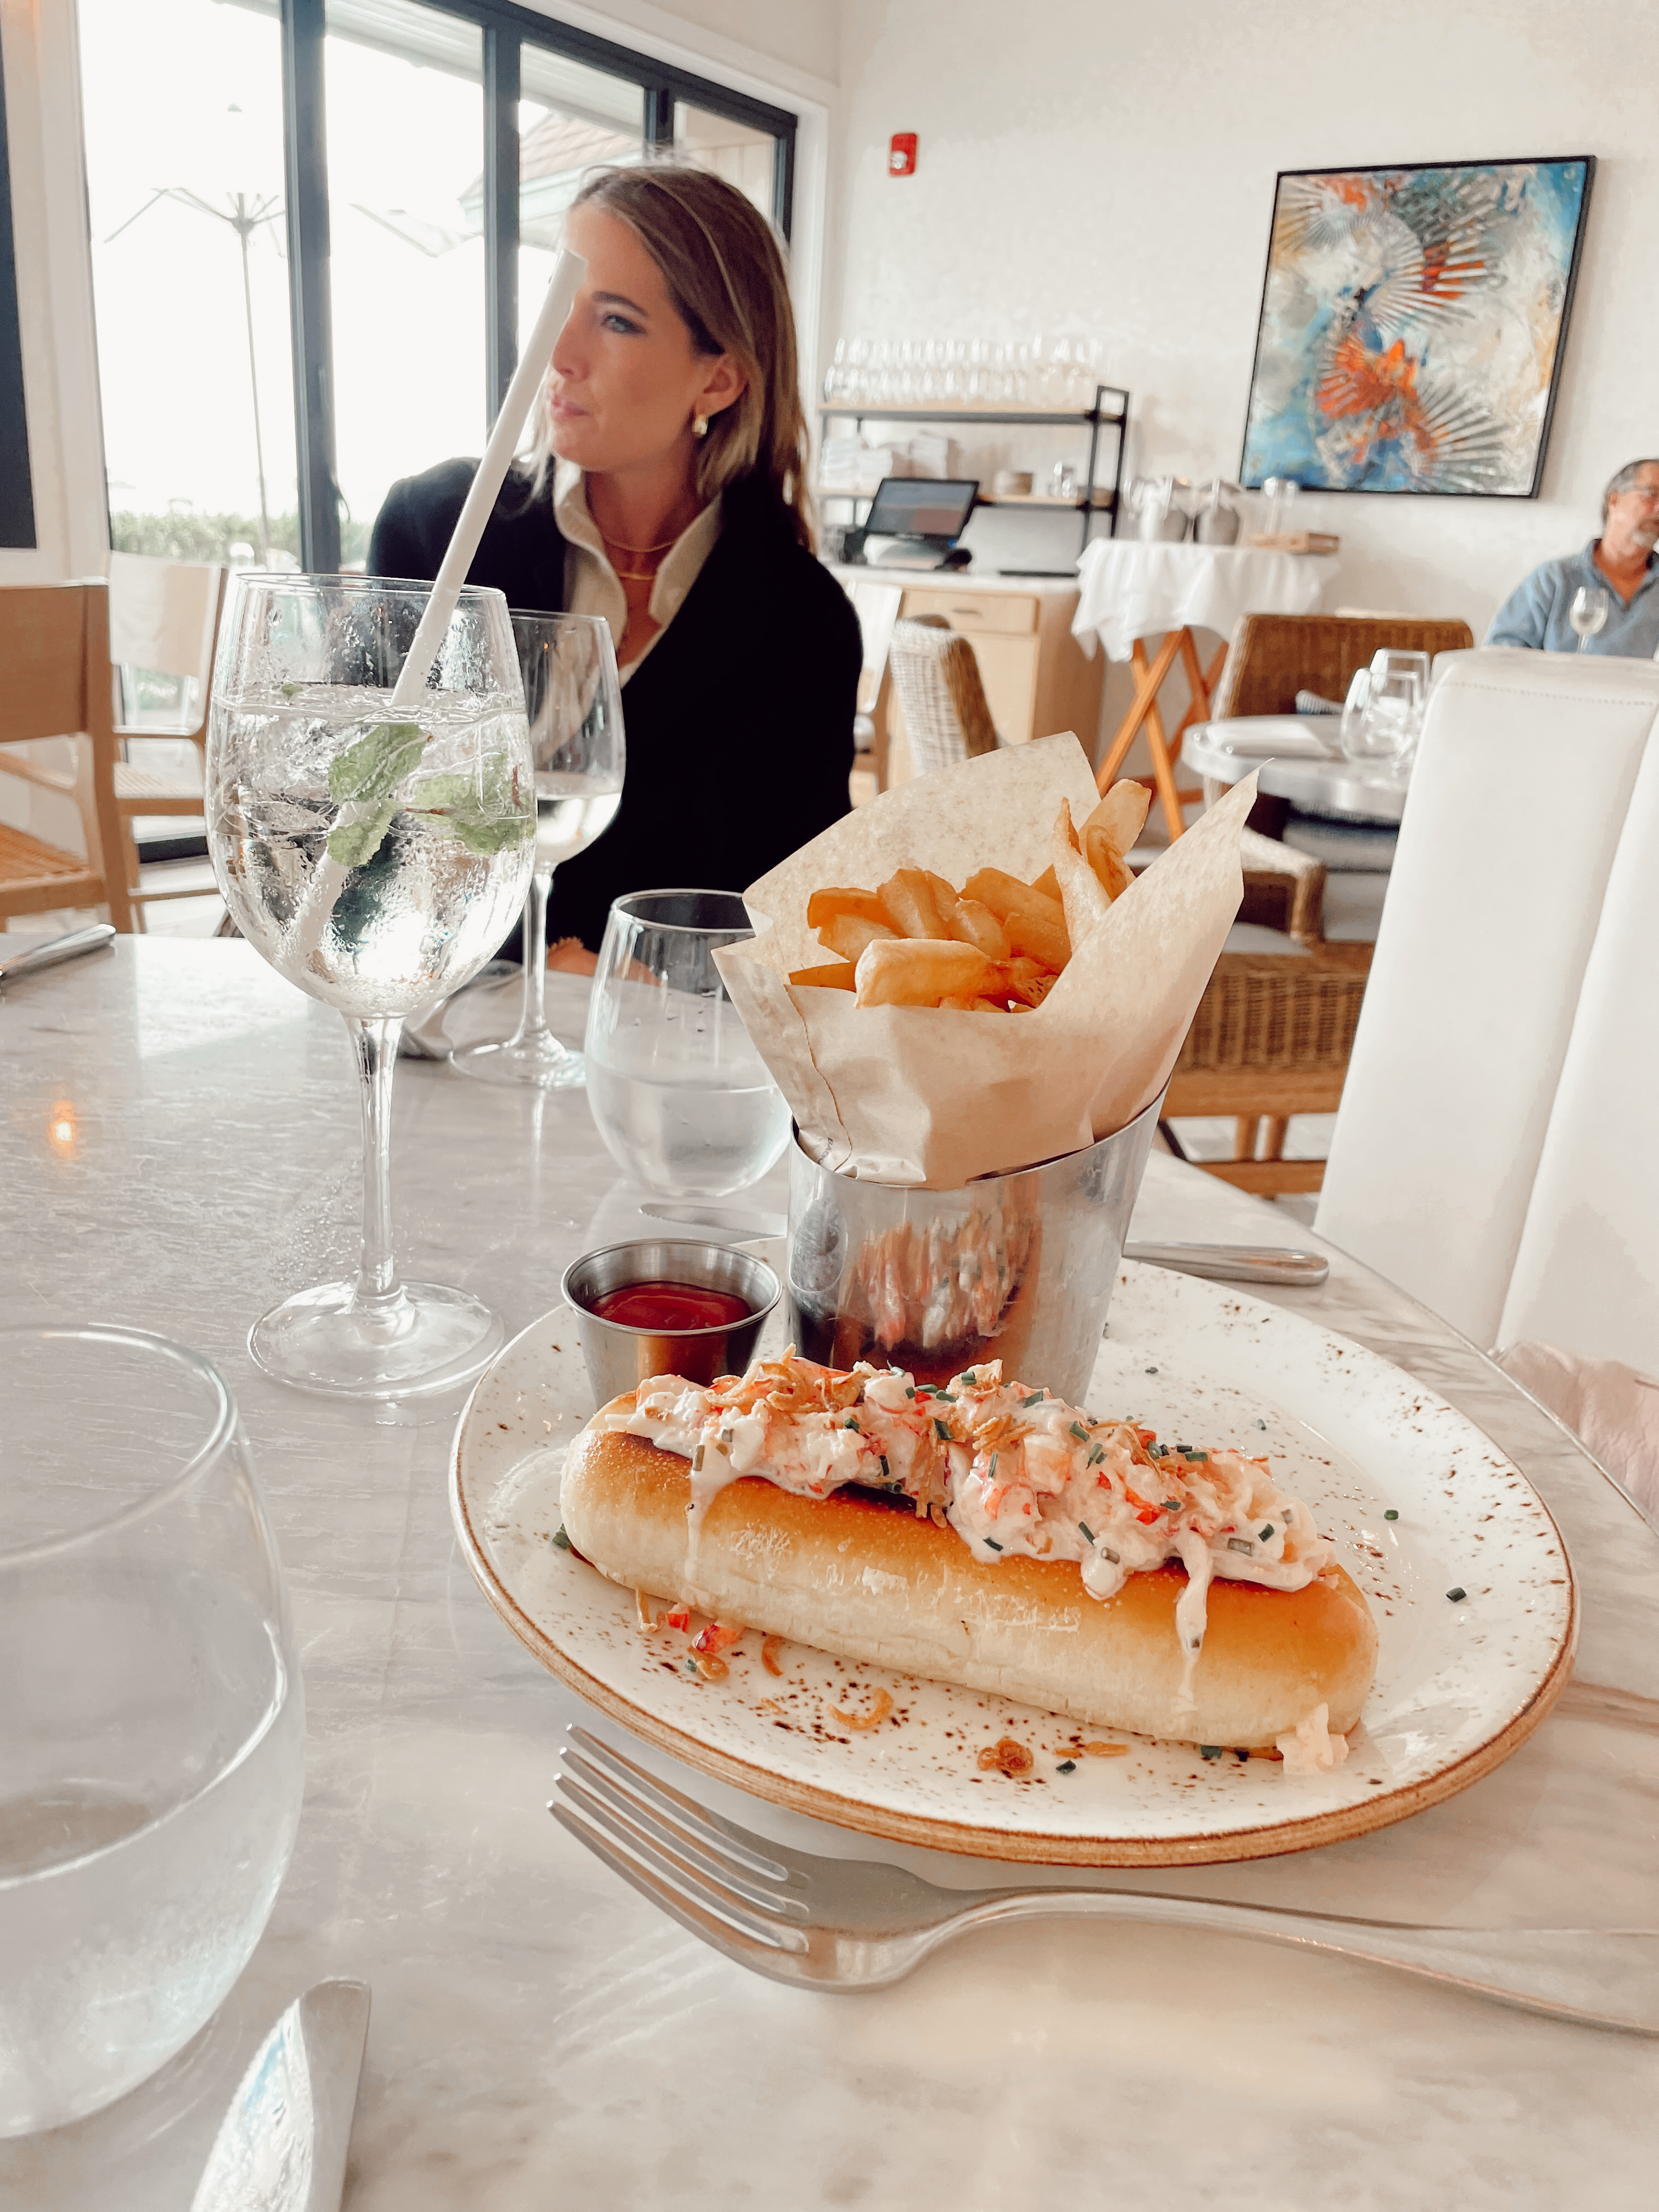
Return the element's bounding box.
[551,1728,1659,2034]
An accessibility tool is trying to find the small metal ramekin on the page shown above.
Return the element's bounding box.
[560,1239,780,1403]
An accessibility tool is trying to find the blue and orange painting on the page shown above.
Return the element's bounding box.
[1240,159,1593,497]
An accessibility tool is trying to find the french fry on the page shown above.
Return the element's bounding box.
[1029,865,1060,901]
[942,894,1011,962]
[1051,797,1113,950]
[854,939,998,1007]
[1002,904,1070,971]
[788,961,857,991]
[877,867,950,940]
[806,887,889,930]
[819,911,896,963]
[1085,780,1152,857]
[1084,823,1135,901]
[998,956,1062,1007]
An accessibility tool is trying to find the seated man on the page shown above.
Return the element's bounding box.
[1486,458,1659,655]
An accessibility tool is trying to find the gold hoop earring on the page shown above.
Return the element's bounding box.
[692,414,709,439]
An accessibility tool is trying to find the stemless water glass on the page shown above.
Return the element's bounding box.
[453,610,624,1091]
[0,1326,304,2137]
[1570,584,1610,651]
[584,890,790,1199]
[1342,649,1426,775]
[207,574,535,1396]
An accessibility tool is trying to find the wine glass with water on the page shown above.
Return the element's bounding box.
[1570,585,1610,652]
[453,610,624,1089]
[584,890,791,1198]
[206,574,535,1396]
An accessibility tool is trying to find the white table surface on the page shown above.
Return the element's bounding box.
[4,940,1658,2212]
[1183,720,1409,824]
[1073,540,1338,661]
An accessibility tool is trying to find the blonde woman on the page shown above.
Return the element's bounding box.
[369,165,859,957]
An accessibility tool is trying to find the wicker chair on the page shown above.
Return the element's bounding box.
[1167,611,1472,1193]
[1210,612,1475,720]
[887,616,1000,777]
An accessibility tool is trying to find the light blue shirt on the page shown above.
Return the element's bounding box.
[1485,540,1659,657]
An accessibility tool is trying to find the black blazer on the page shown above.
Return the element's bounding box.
[368,461,859,950]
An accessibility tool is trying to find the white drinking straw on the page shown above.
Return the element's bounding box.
[388,247,586,710]
[287,248,587,966]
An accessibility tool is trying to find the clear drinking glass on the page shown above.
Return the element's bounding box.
[1342,650,1425,773]
[0,1325,304,2137]
[1570,585,1610,651]
[453,610,624,1091]
[584,889,790,1199]
[206,574,535,1396]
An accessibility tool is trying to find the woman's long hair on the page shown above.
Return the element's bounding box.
[528,164,814,551]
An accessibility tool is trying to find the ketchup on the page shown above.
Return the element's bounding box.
[590,1280,751,1332]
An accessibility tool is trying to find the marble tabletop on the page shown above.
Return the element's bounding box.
[3,940,1657,2212]
[1183,721,1409,825]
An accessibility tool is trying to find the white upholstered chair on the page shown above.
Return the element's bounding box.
[1315,647,1659,1505]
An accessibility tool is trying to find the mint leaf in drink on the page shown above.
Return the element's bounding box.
[408,756,532,857]
[328,721,425,806]
[326,798,397,868]
[447,811,534,856]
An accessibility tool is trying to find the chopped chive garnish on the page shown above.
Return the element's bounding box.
[1056,1758,1077,1774]
[844,1416,860,1430]
[551,1525,571,1551]
[1079,1521,1096,1544]
[1069,1421,1089,1442]
[1384,1509,1399,1521]
[1255,1418,1267,1431]
[1148,1443,1167,1459]
[988,1452,998,1477]
[1447,1586,1467,1603]
[1087,1446,1105,1467]
[1227,1537,1253,1555]
[984,1536,1003,1553]
[961,1369,977,1385]
[879,1455,890,1479]
[1099,1544,1120,1564]
[1200,1745,1222,1761]
[1145,1365,1158,1375]
[1233,1748,1249,1763]
[1258,1524,1274,1542]
[691,1444,705,1471]
[905,1386,915,1399]
[933,1418,950,1442]
[1019,1390,1046,1408]
[1163,1499,1182,1513]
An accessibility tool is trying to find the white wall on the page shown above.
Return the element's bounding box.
[831,0,1654,646]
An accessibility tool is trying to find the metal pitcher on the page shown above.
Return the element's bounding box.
[785,1098,1160,1403]
[1194,480,1242,545]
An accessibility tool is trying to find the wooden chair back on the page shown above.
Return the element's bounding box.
[0,582,132,931]
[887,616,1000,778]
[1211,612,1474,720]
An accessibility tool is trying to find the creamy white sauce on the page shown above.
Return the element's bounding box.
[617,1357,1334,1665]
[1277,1701,1349,1773]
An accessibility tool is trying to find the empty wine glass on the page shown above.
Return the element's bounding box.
[453,611,624,1091]
[1570,585,1610,652]
[0,1326,304,2135]
[584,890,790,1198]
[1341,650,1424,775]
[206,575,534,1396]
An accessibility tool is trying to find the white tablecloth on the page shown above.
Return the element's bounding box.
[1073,539,1339,661]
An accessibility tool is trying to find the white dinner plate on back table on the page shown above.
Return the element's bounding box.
[450,1264,1576,1867]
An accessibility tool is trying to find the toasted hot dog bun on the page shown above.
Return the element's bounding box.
[561,1407,1378,1747]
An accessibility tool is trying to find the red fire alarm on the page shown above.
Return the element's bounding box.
[889,132,917,177]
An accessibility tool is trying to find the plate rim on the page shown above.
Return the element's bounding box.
[449,1291,1579,1867]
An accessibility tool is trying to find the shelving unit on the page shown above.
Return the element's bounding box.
[816,385,1130,555]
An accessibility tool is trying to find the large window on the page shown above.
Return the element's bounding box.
[78,0,797,572]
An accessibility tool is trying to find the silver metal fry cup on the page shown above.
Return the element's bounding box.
[561,1239,781,1402]
[785,1098,1160,1403]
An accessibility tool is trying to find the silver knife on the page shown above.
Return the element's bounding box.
[0,922,115,986]
[189,1978,371,2212]
[636,1202,1328,1288]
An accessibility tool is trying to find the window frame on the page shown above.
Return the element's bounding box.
[276,0,798,569]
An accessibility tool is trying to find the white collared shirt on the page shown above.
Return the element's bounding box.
[553,462,723,681]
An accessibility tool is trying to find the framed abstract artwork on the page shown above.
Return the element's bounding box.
[1240,157,1595,498]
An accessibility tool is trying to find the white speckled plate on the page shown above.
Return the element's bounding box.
[450,1264,1576,1866]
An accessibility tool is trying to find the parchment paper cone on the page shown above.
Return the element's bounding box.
[714,734,1258,1188]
